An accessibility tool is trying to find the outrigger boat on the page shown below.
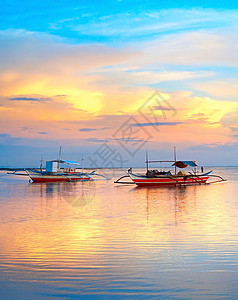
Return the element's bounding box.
[115,149,226,187]
[8,147,109,182]
[25,158,110,183]
[25,159,93,183]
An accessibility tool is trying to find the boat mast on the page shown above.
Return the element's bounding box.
[40,156,43,172]
[82,154,84,174]
[146,151,149,173]
[58,146,62,171]
[174,146,177,175]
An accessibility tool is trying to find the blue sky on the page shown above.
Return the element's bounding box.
[1,1,238,42]
[0,1,238,167]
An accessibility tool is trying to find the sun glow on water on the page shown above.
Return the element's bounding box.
[0,168,238,298]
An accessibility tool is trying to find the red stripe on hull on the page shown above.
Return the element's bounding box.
[133,177,209,186]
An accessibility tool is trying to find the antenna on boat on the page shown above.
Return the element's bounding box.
[40,156,43,172]
[146,151,149,173]
[58,146,62,171]
[82,154,84,174]
[174,146,177,175]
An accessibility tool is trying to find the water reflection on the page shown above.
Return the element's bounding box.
[130,185,197,226]
[0,169,238,299]
[38,181,96,207]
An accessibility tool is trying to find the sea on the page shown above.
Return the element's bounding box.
[0,167,238,299]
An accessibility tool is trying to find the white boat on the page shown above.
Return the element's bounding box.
[9,158,108,183]
[26,159,93,183]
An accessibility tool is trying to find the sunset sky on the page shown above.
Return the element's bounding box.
[0,0,238,167]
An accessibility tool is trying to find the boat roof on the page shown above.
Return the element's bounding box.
[48,159,81,165]
[172,161,197,168]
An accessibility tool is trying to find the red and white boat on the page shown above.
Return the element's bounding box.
[8,146,109,183]
[127,168,211,187]
[26,159,93,183]
[115,149,226,187]
[26,170,92,183]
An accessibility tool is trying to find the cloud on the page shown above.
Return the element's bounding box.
[20,127,34,132]
[187,142,238,152]
[0,20,237,164]
[94,69,214,87]
[9,95,52,102]
[115,137,146,143]
[84,138,108,143]
[221,109,238,125]
[134,31,238,69]
[131,121,183,127]
[0,133,12,138]
[230,128,238,132]
[0,28,131,73]
[78,127,111,132]
[100,127,111,130]
[18,127,48,135]
[9,97,42,101]
[69,9,238,38]
[84,136,147,144]
[152,106,178,111]
[192,79,238,100]
[0,23,237,110]
[0,132,25,146]
[78,128,97,132]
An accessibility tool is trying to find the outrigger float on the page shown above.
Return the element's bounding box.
[115,148,226,187]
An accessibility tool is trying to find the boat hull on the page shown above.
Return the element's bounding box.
[26,171,92,183]
[128,172,209,187]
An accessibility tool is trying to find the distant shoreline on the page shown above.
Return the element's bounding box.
[1,166,238,171]
[0,167,37,171]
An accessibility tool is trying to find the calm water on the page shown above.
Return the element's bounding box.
[0,167,238,299]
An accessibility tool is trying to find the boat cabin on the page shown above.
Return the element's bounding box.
[46,161,58,173]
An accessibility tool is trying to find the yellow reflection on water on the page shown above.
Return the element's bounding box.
[0,178,237,280]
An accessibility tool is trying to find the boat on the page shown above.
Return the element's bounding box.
[25,159,90,182]
[8,147,110,183]
[25,158,111,183]
[127,168,212,187]
[115,148,226,187]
